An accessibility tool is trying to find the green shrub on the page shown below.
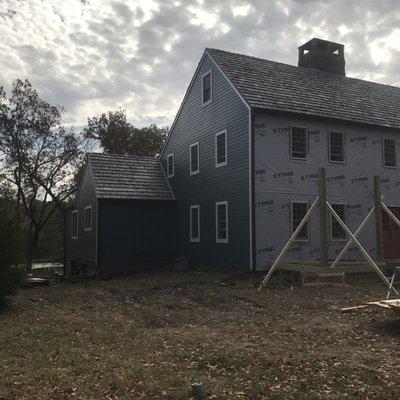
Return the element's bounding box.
[0,202,26,308]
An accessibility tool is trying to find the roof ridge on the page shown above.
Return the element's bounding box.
[206,47,400,91]
[88,152,159,160]
[206,47,298,70]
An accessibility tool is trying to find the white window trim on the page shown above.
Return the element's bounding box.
[201,69,212,106]
[290,125,309,161]
[328,131,346,163]
[215,129,228,168]
[166,153,174,178]
[291,201,310,242]
[330,203,347,241]
[383,139,397,169]
[84,206,92,232]
[189,142,200,175]
[72,210,78,240]
[215,201,229,243]
[190,205,200,243]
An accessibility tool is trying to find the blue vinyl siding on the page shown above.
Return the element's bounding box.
[64,160,97,266]
[98,200,176,265]
[161,52,250,268]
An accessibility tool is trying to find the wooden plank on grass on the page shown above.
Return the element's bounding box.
[341,305,370,313]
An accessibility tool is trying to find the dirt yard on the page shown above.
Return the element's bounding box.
[1,265,400,400]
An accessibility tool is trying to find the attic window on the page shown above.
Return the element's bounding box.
[383,139,397,168]
[290,126,308,160]
[202,70,212,105]
[167,153,174,177]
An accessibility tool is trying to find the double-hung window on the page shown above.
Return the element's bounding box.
[215,129,227,167]
[84,206,92,231]
[290,126,308,159]
[291,202,309,240]
[216,201,228,243]
[383,139,397,168]
[190,142,199,175]
[190,205,200,242]
[72,210,78,239]
[331,204,346,240]
[329,131,345,162]
[202,70,212,105]
[167,153,174,178]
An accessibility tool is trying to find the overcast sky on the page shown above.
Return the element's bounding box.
[1,0,400,128]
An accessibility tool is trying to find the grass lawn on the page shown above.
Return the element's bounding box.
[1,265,400,399]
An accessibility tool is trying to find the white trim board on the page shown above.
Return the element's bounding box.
[206,50,253,269]
[160,159,176,200]
[84,205,92,232]
[215,201,229,243]
[215,129,228,168]
[190,204,200,242]
[189,142,200,175]
[160,51,208,157]
[201,68,213,107]
[166,153,175,178]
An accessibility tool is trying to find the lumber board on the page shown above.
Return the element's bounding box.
[341,298,400,313]
[341,305,370,313]
[367,301,392,309]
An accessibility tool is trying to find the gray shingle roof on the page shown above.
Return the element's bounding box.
[207,48,400,130]
[88,153,174,201]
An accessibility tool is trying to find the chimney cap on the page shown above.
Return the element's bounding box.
[298,38,344,53]
[298,38,345,76]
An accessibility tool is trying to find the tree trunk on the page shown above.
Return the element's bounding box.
[26,223,40,271]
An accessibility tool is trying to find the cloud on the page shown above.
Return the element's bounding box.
[0,0,399,128]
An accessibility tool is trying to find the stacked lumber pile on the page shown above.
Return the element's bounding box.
[342,299,400,313]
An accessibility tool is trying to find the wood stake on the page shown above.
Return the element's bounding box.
[327,202,396,292]
[330,207,375,268]
[258,196,319,291]
[318,168,328,268]
[374,176,384,261]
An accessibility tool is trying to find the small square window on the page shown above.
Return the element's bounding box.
[216,201,228,243]
[329,131,345,162]
[72,210,78,239]
[167,153,174,178]
[190,205,200,242]
[331,204,346,240]
[202,71,212,105]
[190,142,199,175]
[292,202,309,240]
[290,126,308,159]
[215,130,227,167]
[84,206,92,231]
[383,139,397,168]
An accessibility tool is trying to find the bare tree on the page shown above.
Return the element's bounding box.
[0,79,84,268]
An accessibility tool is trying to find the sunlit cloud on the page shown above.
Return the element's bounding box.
[0,0,399,129]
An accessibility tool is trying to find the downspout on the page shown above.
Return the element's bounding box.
[95,199,99,274]
[250,109,256,270]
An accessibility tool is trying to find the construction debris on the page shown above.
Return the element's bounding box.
[341,299,400,313]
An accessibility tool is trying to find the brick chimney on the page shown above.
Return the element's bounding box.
[298,38,345,76]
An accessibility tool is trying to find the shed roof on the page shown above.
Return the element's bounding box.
[88,153,174,201]
[206,48,400,130]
